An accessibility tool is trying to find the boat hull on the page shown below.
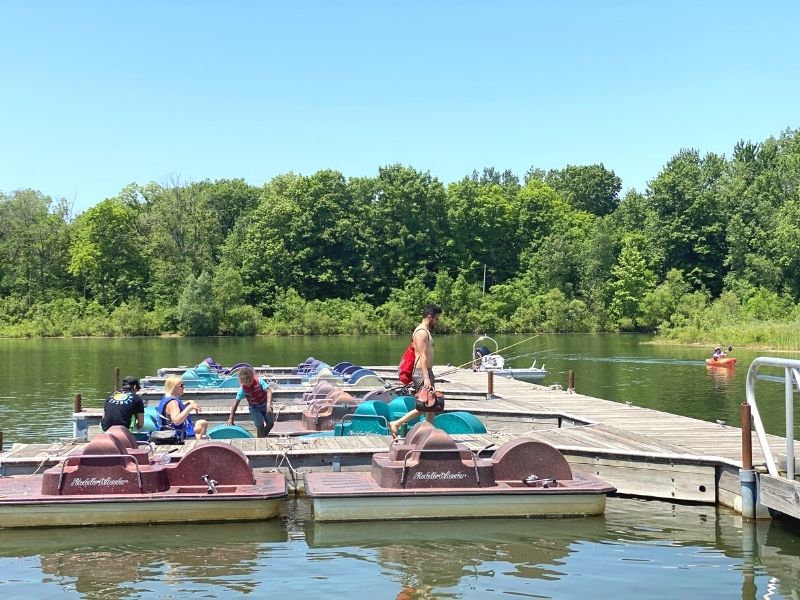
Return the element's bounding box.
[310,491,606,521]
[705,357,737,367]
[482,368,547,382]
[0,496,282,529]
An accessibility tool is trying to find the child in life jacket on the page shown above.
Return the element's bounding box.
[227,366,275,437]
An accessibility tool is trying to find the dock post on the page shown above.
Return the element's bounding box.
[114,367,120,391]
[567,370,575,393]
[487,370,495,399]
[72,393,88,440]
[0,431,3,452]
[739,402,769,519]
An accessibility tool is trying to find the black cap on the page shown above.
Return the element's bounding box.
[121,376,140,390]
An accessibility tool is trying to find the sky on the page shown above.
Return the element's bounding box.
[2,1,799,214]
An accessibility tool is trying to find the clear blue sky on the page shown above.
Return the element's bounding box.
[2,1,798,214]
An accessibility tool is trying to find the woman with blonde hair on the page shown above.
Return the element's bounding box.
[157,375,209,439]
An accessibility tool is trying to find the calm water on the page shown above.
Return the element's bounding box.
[1,334,799,598]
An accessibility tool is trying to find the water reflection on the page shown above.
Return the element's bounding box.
[0,520,286,599]
[305,498,799,599]
[706,364,737,391]
[0,498,798,598]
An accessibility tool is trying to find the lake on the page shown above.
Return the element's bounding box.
[1,334,799,598]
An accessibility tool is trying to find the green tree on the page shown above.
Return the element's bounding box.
[0,189,72,309]
[69,198,148,305]
[608,241,656,329]
[177,272,218,335]
[647,149,727,293]
[544,164,622,216]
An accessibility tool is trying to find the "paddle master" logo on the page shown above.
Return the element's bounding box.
[413,471,468,480]
[71,477,130,487]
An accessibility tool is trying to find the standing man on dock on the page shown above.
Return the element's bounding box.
[101,376,145,431]
[389,303,444,438]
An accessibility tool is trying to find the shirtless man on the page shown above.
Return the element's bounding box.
[389,303,442,437]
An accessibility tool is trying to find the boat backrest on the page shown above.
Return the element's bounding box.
[167,443,255,486]
[362,389,392,403]
[491,439,572,482]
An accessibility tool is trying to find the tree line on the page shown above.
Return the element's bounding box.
[1,128,799,345]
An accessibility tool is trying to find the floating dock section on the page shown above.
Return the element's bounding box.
[2,365,798,519]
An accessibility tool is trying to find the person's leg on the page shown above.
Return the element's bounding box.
[194,419,209,438]
[249,405,268,438]
[263,412,275,436]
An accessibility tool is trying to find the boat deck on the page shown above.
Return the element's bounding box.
[2,367,798,514]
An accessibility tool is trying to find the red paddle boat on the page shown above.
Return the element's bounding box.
[0,426,287,528]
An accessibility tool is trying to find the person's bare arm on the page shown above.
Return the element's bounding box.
[135,413,144,429]
[167,399,196,426]
[227,398,241,425]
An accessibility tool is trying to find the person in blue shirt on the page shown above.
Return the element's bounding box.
[226,366,274,437]
[157,375,208,439]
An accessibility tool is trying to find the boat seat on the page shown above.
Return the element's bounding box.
[372,422,494,488]
[335,400,391,436]
[302,381,337,404]
[208,424,254,439]
[346,368,375,384]
[40,432,169,495]
[348,375,385,388]
[166,443,255,487]
[434,411,487,435]
[362,389,392,403]
[332,361,354,374]
[301,392,358,430]
[491,439,572,482]
[105,425,150,465]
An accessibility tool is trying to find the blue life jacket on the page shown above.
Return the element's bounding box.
[157,394,196,437]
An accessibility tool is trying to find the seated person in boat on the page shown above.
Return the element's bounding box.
[157,375,209,439]
[712,346,727,360]
[101,375,145,431]
[227,366,275,437]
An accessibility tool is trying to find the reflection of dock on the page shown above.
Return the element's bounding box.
[2,367,798,517]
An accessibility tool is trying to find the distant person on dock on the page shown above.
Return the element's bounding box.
[389,303,444,438]
[157,375,209,439]
[101,375,145,431]
[227,366,275,437]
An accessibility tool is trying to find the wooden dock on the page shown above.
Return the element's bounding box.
[2,366,798,518]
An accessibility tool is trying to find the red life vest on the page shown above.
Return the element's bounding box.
[242,379,269,406]
[398,326,429,385]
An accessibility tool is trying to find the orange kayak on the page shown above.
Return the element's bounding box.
[706,357,737,367]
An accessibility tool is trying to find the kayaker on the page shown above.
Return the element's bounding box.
[227,366,275,437]
[389,303,444,438]
[101,375,145,431]
[157,375,209,439]
[712,346,727,360]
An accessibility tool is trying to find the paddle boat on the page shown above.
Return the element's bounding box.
[472,335,547,382]
[304,421,615,521]
[706,346,736,367]
[0,426,287,528]
[705,356,737,367]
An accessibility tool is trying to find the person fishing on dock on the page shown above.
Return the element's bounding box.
[101,375,145,432]
[227,366,275,437]
[389,303,444,438]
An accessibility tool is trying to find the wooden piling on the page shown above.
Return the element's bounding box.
[567,370,575,392]
[487,370,494,398]
[74,393,82,413]
[741,402,753,471]
[114,367,120,391]
[0,431,3,452]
